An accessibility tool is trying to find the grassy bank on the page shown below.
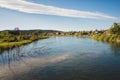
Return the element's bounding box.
[92,23,120,43]
[0,29,50,50]
[0,40,32,49]
[0,36,49,49]
[92,34,120,43]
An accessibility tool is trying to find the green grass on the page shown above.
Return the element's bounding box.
[0,40,32,49]
[0,36,49,49]
[91,34,120,43]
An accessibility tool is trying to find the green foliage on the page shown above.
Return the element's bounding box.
[109,23,120,35]
[92,23,120,43]
[0,30,49,49]
[0,40,32,49]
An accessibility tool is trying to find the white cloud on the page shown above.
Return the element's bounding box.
[0,0,117,19]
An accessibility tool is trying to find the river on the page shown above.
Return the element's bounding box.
[0,36,120,80]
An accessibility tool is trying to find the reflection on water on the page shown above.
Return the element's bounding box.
[0,37,120,80]
[0,45,48,65]
[110,42,120,47]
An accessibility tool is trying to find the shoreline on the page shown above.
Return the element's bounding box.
[0,36,49,52]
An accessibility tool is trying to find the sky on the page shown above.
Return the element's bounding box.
[0,0,120,31]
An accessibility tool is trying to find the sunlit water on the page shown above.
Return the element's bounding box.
[0,37,120,80]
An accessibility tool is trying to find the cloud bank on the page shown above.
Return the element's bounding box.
[0,0,117,19]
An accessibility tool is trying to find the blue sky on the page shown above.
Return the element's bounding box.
[0,0,119,31]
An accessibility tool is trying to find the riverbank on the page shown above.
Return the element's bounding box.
[91,23,120,43]
[91,34,120,43]
[0,40,32,49]
[0,36,49,50]
[0,29,50,51]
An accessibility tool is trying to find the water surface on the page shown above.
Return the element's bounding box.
[0,37,120,80]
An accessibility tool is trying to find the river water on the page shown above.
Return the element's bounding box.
[0,37,120,80]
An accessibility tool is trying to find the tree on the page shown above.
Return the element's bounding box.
[14,27,19,31]
[109,23,120,35]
